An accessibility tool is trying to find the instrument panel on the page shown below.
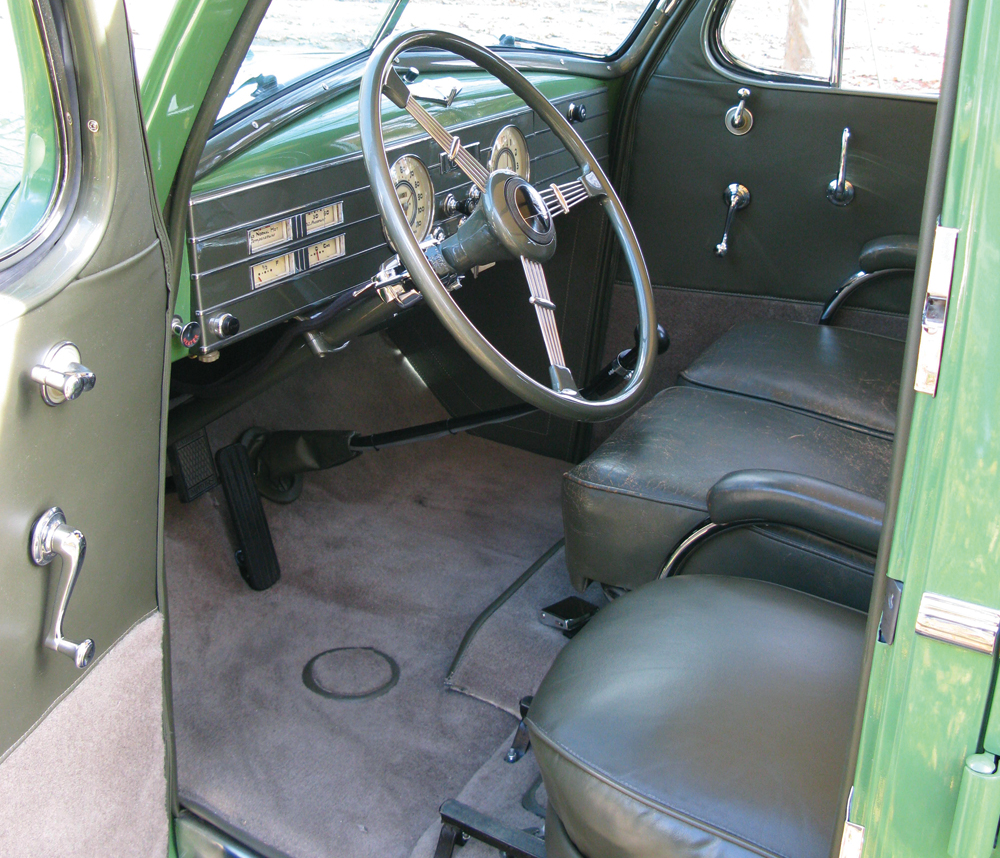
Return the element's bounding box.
[185,84,610,354]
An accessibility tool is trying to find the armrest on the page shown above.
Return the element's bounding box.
[706,470,884,554]
[859,234,919,272]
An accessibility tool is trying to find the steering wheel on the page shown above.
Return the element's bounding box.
[359,30,657,422]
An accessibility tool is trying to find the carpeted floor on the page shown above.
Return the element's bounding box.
[165,334,571,858]
[446,544,599,718]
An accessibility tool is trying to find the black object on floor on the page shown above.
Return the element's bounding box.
[506,696,533,764]
[215,443,281,591]
[434,800,545,858]
[167,428,219,502]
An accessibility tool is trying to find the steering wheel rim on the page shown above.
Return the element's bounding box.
[359,29,657,422]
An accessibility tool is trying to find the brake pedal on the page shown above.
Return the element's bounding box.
[216,443,281,591]
[166,428,219,502]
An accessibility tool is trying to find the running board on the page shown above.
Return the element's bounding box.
[435,800,545,858]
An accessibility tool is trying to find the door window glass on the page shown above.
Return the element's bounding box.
[718,0,948,94]
[0,3,60,257]
[720,0,836,80]
[841,0,948,93]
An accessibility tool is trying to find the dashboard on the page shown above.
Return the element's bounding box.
[184,73,609,355]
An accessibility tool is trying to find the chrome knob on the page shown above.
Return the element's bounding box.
[442,193,460,217]
[30,341,96,406]
[567,102,587,123]
[30,508,95,669]
[209,313,240,338]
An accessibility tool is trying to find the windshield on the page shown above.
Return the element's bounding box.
[220,0,395,120]
[218,0,654,121]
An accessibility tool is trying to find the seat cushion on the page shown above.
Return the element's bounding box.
[526,575,866,858]
[679,320,904,438]
[563,386,893,590]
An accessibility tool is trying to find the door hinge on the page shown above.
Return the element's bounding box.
[949,754,1000,858]
[914,224,960,396]
[838,788,865,858]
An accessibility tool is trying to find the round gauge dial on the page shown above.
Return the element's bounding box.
[489,125,530,180]
[387,154,435,247]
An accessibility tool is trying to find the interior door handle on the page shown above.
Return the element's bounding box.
[30,341,96,406]
[715,183,750,257]
[30,508,95,669]
[827,128,855,206]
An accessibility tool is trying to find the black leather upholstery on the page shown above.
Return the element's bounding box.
[860,234,919,272]
[708,470,885,555]
[563,386,892,591]
[679,320,904,437]
[527,575,866,858]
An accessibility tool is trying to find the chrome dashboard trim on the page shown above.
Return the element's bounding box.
[914,592,1000,655]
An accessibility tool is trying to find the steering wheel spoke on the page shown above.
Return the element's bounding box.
[521,257,576,393]
[383,68,490,191]
[539,172,604,219]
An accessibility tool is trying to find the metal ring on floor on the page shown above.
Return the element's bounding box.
[302,646,400,701]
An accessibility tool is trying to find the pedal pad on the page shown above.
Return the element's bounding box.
[216,443,281,591]
[166,428,219,502]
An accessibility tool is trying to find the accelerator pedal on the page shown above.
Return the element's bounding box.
[216,443,281,591]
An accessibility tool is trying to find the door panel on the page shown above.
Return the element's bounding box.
[622,0,936,315]
[0,5,169,845]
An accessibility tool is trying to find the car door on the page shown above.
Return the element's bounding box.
[0,0,171,853]
[601,0,948,410]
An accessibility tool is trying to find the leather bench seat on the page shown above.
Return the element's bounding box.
[526,575,866,858]
[679,320,904,438]
[563,386,892,598]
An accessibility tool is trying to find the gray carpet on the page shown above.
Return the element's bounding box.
[446,545,596,718]
[166,334,570,858]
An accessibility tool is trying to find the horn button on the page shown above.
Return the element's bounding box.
[505,178,554,242]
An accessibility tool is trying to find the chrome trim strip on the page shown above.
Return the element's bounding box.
[915,592,1000,655]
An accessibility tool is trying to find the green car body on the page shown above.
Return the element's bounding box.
[1,0,999,854]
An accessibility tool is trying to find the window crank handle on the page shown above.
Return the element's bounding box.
[30,508,95,669]
[715,183,750,257]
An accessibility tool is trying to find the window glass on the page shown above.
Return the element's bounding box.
[217,0,657,121]
[0,2,60,256]
[391,0,655,59]
[720,0,836,80]
[841,0,947,94]
[219,0,396,120]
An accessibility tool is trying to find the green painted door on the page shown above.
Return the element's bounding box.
[0,0,171,850]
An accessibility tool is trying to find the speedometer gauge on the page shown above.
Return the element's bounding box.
[489,125,530,180]
[386,154,434,248]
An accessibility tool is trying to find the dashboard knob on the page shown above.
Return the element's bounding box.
[459,186,481,215]
[171,315,201,348]
[210,313,240,339]
[567,102,587,123]
[442,194,460,217]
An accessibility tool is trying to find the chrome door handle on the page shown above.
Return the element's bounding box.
[724,87,753,135]
[715,183,750,257]
[30,341,96,406]
[827,128,855,206]
[30,508,95,669]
